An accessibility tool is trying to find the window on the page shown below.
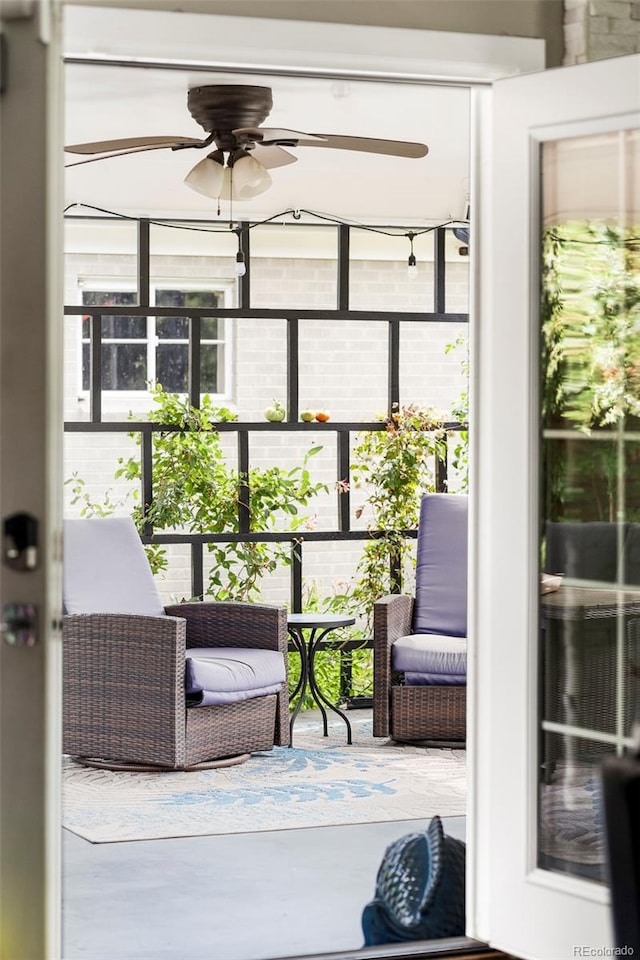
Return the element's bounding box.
[81,286,228,394]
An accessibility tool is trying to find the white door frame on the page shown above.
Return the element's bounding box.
[62,5,544,85]
[474,54,640,958]
[60,13,544,952]
[28,4,544,960]
[0,2,64,958]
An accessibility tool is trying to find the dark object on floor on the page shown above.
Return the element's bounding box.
[601,748,640,952]
[361,815,466,945]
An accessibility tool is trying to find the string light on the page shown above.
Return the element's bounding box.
[63,202,462,240]
[234,226,246,278]
[63,204,472,279]
[406,231,417,280]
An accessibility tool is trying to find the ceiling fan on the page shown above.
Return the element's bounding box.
[65,84,429,201]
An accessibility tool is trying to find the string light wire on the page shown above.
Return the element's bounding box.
[63,202,471,280]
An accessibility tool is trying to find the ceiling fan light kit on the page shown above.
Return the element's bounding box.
[183,148,272,201]
[183,150,225,198]
[227,150,272,199]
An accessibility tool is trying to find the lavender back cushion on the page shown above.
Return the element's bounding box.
[545,521,627,584]
[63,517,165,617]
[413,494,468,637]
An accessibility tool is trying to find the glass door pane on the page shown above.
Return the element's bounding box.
[538,129,640,884]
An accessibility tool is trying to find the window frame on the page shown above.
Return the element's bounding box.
[77,277,234,411]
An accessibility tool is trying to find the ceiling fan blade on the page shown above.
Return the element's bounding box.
[65,135,205,155]
[299,133,429,158]
[241,127,428,159]
[235,127,328,146]
[65,142,201,168]
[251,144,298,169]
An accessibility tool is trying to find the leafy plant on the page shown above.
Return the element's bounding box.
[68,384,328,601]
[445,334,470,491]
[544,224,640,429]
[348,404,449,613]
[541,222,640,521]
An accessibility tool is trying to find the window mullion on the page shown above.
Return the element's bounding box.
[189,315,201,408]
[147,313,157,386]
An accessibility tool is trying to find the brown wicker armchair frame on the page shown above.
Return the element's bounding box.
[63,601,289,771]
[373,595,466,743]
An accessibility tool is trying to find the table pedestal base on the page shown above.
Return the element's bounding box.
[287,615,357,745]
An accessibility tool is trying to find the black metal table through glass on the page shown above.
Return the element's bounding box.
[287,613,356,745]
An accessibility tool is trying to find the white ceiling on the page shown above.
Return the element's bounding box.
[64,62,471,228]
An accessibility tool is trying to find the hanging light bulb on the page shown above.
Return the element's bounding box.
[235,228,247,278]
[235,250,247,277]
[406,232,418,280]
[183,150,225,198]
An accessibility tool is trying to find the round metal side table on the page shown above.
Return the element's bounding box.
[287,613,356,745]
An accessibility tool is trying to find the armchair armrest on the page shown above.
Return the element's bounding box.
[63,613,187,765]
[164,601,287,654]
[373,594,414,737]
[374,594,414,645]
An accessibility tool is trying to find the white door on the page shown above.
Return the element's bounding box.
[471,54,640,958]
[0,3,64,958]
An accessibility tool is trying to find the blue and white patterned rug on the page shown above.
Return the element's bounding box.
[62,718,466,843]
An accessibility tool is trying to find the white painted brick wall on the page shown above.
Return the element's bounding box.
[64,246,469,606]
[564,0,640,63]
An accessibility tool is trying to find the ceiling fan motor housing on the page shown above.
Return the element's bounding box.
[187,85,273,151]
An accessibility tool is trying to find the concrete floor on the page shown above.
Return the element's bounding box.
[62,710,466,960]
[62,816,466,960]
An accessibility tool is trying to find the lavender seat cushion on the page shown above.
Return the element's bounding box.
[392,634,466,682]
[185,647,286,707]
[404,672,466,687]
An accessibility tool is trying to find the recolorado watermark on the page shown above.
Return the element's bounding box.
[573,948,634,957]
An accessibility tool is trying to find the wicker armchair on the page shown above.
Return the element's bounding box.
[63,517,289,770]
[373,494,467,745]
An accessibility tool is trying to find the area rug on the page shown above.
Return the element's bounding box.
[62,717,466,843]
